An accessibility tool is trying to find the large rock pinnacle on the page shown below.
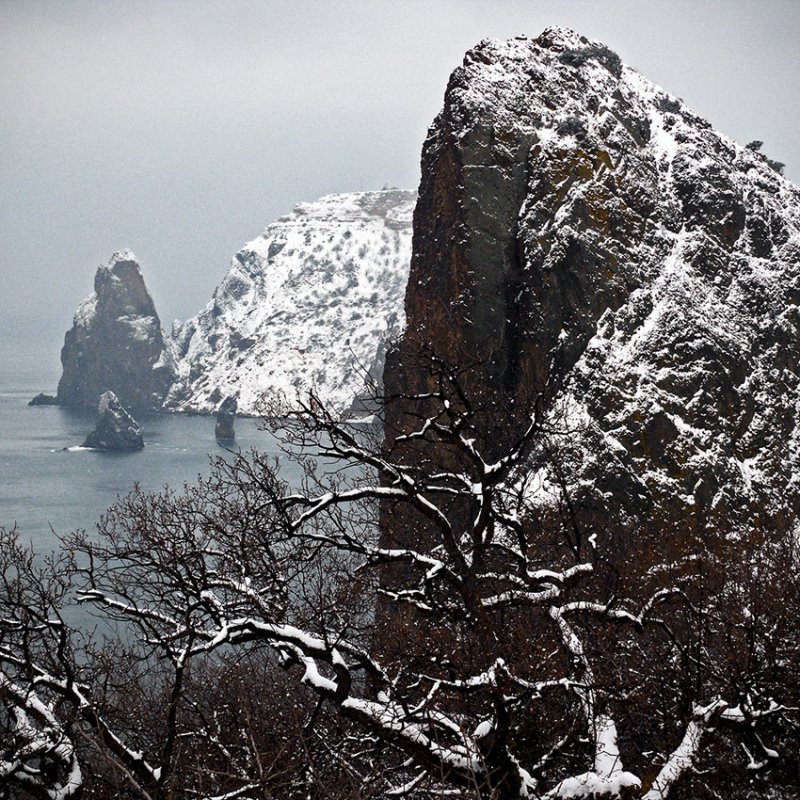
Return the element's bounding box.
[386,27,800,548]
[57,251,174,411]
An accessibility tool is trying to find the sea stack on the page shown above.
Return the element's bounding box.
[57,251,174,411]
[83,391,144,451]
[214,396,237,441]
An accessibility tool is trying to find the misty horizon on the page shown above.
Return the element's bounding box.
[2,0,799,368]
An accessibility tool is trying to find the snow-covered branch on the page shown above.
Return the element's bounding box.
[1,363,797,798]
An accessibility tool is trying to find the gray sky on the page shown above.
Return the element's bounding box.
[2,0,799,372]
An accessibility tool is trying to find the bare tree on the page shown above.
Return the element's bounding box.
[0,360,797,799]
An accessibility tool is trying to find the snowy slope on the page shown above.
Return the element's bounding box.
[166,190,415,415]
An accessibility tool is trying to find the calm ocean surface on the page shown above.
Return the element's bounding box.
[0,342,300,554]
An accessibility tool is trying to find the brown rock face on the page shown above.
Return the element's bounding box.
[384,28,800,550]
[388,33,656,461]
[57,251,173,411]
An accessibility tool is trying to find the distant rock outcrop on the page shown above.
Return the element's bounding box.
[28,393,59,406]
[387,28,800,548]
[214,396,237,440]
[57,251,173,411]
[165,190,415,415]
[83,391,144,451]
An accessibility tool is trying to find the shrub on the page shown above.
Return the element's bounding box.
[560,44,623,78]
[657,95,682,113]
[768,158,786,175]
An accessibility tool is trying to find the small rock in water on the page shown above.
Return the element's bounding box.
[83,391,144,451]
[215,396,237,441]
[29,393,59,406]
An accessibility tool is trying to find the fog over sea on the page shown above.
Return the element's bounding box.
[0,339,297,554]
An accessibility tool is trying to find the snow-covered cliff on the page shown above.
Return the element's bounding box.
[166,189,415,415]
[388,26,800,541]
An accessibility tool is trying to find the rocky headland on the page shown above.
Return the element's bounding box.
[166,189,415,415]
[386,27,800,550]
[45,28,800,555]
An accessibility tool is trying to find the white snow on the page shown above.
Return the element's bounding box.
[167,189,415,415]
[73,294,97,327]
[549,770,641,799]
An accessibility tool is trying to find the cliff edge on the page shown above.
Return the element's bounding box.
[387,27,800,543]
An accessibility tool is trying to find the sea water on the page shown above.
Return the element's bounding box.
[0,341,301,554]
